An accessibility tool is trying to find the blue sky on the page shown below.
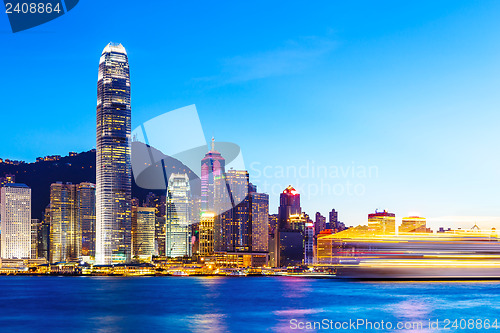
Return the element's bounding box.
[1,1,500,229]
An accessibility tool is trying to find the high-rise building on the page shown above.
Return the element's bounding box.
[315,212,327,236]
[166,173,192,257]
[201,138,225,212]
[96,42,132,264]
[214,169,250,252]
[77,182,96,257]
[31,219,40,259]
[199,212,215,257]
[278,185,301,230]
[49,182,80,263]
[399,216,427,233]
[304,219,314,265]
[368,209,396,234]
[1,183,31,259]
[250,192,269,252]
[131,207,156,260]
[328,209,338,229]
[37,206,51,260]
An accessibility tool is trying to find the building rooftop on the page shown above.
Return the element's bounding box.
[2,183,29,189]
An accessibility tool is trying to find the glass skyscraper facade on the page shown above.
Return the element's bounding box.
[131,207,156,259]
[49,182,80,263]
[96,43,132,264]
[77,182,96,257]
[0,183,31,259]
[166,173,192,257]
[201,138,225,212]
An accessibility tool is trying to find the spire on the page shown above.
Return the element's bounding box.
[211,137,215,151]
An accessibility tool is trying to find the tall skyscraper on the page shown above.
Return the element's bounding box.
[214,169,250,252]
[328,209,338,229]
[77,182,96,257]
[315,212,327,235]
[250,192,269,252]
[96,43,132,264]
[31,219,40,259]
[131,207,156,259]
[201,138,225,212]
[278,185,301,230]
[49,182,80,263]
[166,173,192,257]
[368,209,396,234]
[0,183,31,259]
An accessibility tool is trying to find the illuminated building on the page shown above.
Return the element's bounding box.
[77,182,96,257]
[368,209,395,234]
[49,182,80,263]
[31,219,40,259]
[201,138,225,212]
[96,42,132,264]
[304,220,314,265]
[214,169,250,252]
[328,209,338,229]
[399,216,427,233]
[199,212,215,256]
[250,192,269,252]
[278,185,301,230]
[131,207,156,260]
[166,173,192,257]
[0,183,31,259]
[315,212,326,236]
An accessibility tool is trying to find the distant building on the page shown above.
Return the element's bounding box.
[250,192,269,252]
[31,219,40,259]
[131,207,156,260]
[315,212,327,236]
[399,216,427,233]
[49,182,80,263]
[166,173,192,257]
[1,183,31,259]
[214,169,250,252]
[304,220,315,265]
[199,212,215,256]
[368,209,396,234]
[278,185,301,230]
[77,182,96,257]
[201,138,225,212]
[328,209,338,230]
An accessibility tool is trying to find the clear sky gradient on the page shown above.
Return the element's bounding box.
[1,1,499,229]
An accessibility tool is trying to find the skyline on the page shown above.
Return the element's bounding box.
[1,1,500,230]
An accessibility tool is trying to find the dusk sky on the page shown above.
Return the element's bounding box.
[1,0,500,229]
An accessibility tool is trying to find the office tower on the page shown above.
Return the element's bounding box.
[199,212,215,256]
[49,182,80,263]
[304,219,314,265]
[201,138,225,212]
[278,185,301,230]
[131,207,156,259]
[368,209,396,234]
[399,216,427,233]
[77,182,96,257]
[214,169,250,252]
[328,209,338,229]
[0,183,31,259]
[250,192,269,252]
[31,219,40,259]
[37,206,51,259]
[315,212,327,235]
[166,173,192,257]
[96,42,132,264]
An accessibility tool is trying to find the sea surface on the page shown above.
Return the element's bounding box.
[0,276,499,332]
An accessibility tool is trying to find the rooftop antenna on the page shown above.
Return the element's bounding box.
[211,137,215,151]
